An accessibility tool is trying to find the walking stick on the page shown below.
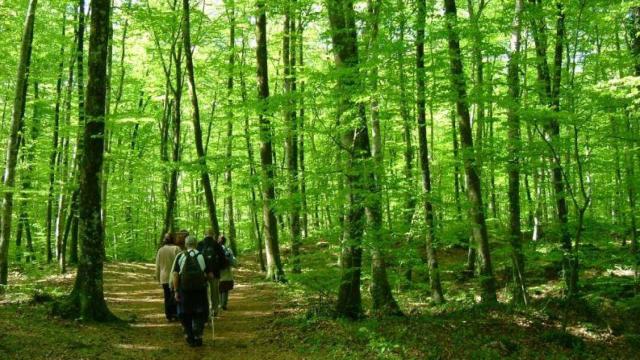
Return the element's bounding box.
[211,314,215,342]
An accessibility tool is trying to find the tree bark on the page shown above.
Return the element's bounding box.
[284,0,302,273]
[224,0,238,254]
[416,0,445,304]
[240,33,265,271]
[66,0,116,321]
[506,0,528,305]
[327,0,402,317]
[443,0,497,303]
[256,0,285,282]
[0,0,38,285]
[183,0,220,238]
[47,13,67,265]
[529,0,574,293]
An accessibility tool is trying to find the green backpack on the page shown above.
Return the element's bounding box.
[179,251,207,291]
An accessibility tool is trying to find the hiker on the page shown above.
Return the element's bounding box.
[173,235,213,347]
[197,229,227,317]
[175,229,189,250]
[218,235,237,310]
[155,232,181,321]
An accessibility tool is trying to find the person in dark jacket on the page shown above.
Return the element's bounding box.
[196,229,226,317]
[218,235,237,310]
[172,235,213,347]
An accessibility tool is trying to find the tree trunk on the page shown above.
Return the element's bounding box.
[327,0,401,318]
[47,13,67,265]
[256,0,285,282]
[66,0,116,321]
[284,0,302,273]
[443,0,497,303]
[506,0,528,305]
[0,0,38,285]
[529,0,574,293]
[240,34,265,271]
[416,0,445,304]
[627,6,640,257]
[183,0,221,238]
[224,0,238,254]
[298,14,309,239]
[363,0,402,315]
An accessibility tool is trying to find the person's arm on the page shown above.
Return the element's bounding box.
[172,254,181,300]
[154,249,161,282]
[173,272,180,301]
[229,248,238,267]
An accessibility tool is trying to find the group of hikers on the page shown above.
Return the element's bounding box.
[155,229,237,347]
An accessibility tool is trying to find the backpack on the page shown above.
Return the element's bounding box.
[201,238,228,271]
[223,246,236,268]
[179,251,207,291]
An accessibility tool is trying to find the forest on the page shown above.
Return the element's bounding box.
[0,0,639,358]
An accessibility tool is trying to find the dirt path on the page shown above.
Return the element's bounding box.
[100,261,299,359]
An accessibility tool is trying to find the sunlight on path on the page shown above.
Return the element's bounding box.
[102,261,298,360]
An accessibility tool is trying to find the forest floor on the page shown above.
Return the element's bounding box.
[0,260,308,360]
[1,254,639,359]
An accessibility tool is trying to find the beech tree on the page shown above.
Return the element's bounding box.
[0,0,38,285]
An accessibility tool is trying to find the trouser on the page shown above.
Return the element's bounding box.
[180,312,205,341]
[162,283,177,320]
[208,278,220,315]
[220,291,229,309]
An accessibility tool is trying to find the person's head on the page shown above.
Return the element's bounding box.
[162,233,174,246]
[218,235,227,245]
[185,235,198,249]
[176,229,189,249]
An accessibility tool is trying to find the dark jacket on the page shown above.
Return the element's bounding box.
[196,236,226,278]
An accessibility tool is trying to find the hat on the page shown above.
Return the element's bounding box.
[185,235,197,248]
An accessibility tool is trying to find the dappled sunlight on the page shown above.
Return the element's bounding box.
[106,296,163,304]
[106,290,162,297]
[115,343,162,351]
[606,266,636,277]
[131,322,179,328]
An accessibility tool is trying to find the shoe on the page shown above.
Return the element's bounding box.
[221,305,227,310]
[186,336,196,347]
[194,337,203,347]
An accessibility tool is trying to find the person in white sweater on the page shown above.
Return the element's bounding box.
[155,233,181,321]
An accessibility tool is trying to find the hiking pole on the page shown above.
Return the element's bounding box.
[211,314,215,343]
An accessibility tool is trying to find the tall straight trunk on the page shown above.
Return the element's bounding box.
[256,0,285,282]
[283,0,301,273]
[443,0,497,303]
[163,49,182,238]
[364,0,401,314]
[224,0,237,254]
[416,0,444,304]
[627,6,640,256]
[506,0,528,305]
[529,0,574,293]
[183,0,220,238]
[16,81,40,263]
[0,0,38,285]
[61,0,87,263]
[240,34,265,271]
[397,0,417,284]
[58,34,77,265]
[102,0,132,231]
[66,0,116,321]
[298,14,309,239]
[47,13,67,265]
[327,0,401,318]
[467,0,486,168]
